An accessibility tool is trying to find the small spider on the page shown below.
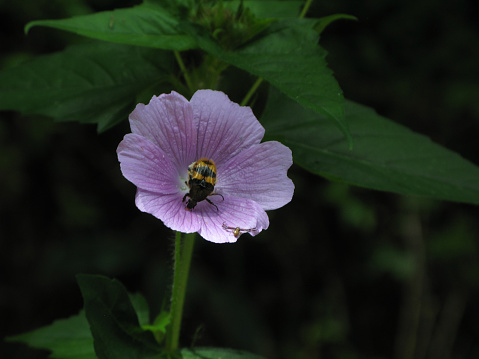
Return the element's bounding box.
[222,222,257,238]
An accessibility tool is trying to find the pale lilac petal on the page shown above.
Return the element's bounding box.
[217,141,294,210]
[129,92,196,170]
[137,187,269,243]
[117,134,181,194]
[190,90,265,164]
[196,196,269,243]
[135,189,201,233]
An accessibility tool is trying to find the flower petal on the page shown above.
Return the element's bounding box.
[190,90,265,164]
[129,92,196,170]
[117,134,181,194]
[136,187,269,243]
[196,196,270,243]
[217,141,294,210]
[119,90,295,244]
[135,189,201,233]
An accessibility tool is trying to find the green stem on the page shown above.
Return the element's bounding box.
[165,231,196,352]
[174,50,194,93]
[299,0,313,18]
[240,77,263,107]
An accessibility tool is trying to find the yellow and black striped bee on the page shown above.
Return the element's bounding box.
[183,158,223,211]
[222,222,257,238]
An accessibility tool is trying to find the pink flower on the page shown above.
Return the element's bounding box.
[117,90,294,243]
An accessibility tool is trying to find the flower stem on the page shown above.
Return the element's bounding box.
[240,77,264,107]
[299,0,314,18]
[174,50,194,94]
[165,231,196,352]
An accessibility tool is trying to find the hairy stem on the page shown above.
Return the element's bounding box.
[165,231,196,352]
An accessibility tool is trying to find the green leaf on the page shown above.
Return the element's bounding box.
[142,310,170,338]
[190,19,350,144]
[6,310,96,359]
[261,87,479,205]
[129,292,151,327]
[224,1,304,18]
[5,291,155,358]
[0,41,172,131]
[181,347,266,359]
[76,274,163,359]
[313,13,358,36]
[25,2,196,50]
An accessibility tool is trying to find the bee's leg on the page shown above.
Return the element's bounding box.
[211,193,224,202]
[206,198,219,211]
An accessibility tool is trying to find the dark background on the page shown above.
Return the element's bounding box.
[1,0,479,358]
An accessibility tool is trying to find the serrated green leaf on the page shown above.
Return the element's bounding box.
[25,2,196,50]
[76,274,163,359]
[189,18,350,145]
[261,87,479,204]
[6,310,96,359]
[181,347,266,359]
[0,41,172,131]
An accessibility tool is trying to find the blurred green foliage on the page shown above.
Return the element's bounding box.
[1,1,479,359]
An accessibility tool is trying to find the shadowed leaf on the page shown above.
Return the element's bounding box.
[262,87,479,204]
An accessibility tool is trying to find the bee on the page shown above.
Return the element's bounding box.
[183,158,223,211]
[222,222,257,238]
